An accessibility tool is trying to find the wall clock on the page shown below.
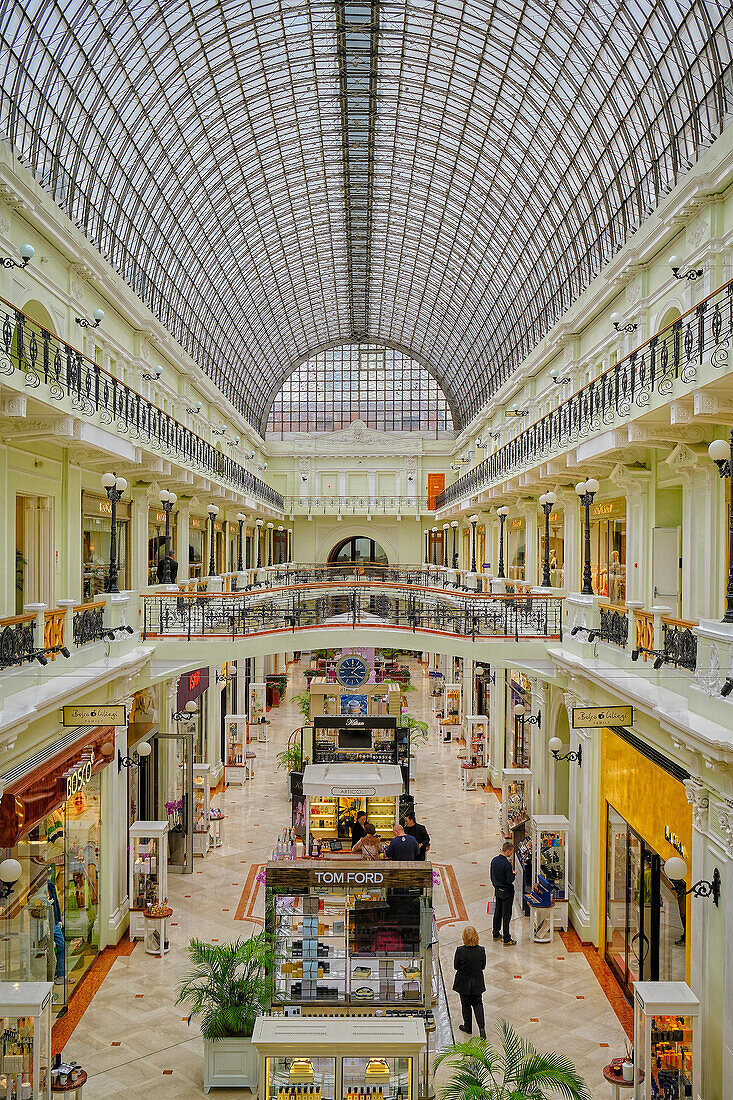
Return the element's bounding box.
[335,654,370,688]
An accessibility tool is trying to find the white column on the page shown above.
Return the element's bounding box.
[488,669,506,782]
[177,500,191,583]
[206,664,222,780]
[462,659,473,718]
[563,691,593,936]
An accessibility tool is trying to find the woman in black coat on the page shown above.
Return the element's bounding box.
[452,925,486,1038]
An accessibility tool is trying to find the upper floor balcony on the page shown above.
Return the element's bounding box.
[284,495,428,517]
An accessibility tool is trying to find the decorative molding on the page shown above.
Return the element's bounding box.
[0,395,27,418]
[683,777,709,831]
[662,442,703,473]
[716,802,733,857]
[692,642,721,697]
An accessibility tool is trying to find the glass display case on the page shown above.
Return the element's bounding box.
[633,981,700,1100]
[249,682,268,739]
[501,768,532,840]
[266,861,433,1011]
[465,715,488,767]
[0,982,52,1100]
[531,815,569,930]
[192,764,211,857]
[129,821,169,940]
[253,1016,424,1100]
[225,714,249,785]
[442,685,461,724]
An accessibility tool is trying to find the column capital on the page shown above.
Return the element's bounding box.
[684,776,710,831]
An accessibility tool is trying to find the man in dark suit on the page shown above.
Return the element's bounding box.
[490,841,517,945]
[402,812,430,861]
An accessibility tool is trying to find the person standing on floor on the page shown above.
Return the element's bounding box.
[384,824,420,861]
[490,841,517,945]
[350,810,368,847]
[453,925,486,1038]
[402,811,431,861]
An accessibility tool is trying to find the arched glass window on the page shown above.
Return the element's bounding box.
[266,345,453,436]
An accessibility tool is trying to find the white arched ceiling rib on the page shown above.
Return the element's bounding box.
[0,0,731,431]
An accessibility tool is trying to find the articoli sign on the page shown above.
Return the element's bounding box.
[65,751,95,800]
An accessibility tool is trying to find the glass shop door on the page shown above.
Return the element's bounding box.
[143,732,194,875]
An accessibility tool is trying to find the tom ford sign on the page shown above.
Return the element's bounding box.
[313,869,384,885]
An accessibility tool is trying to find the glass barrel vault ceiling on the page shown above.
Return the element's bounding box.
[0,1,731,434]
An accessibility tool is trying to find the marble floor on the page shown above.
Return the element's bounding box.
[65,657,628,1098]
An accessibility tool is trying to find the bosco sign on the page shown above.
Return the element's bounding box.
[65,751,95,801]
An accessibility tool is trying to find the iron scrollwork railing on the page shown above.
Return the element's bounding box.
[0,617,36,668]
[437,279,733,510]
[0,299,284,512]
[142,585,563,642]
[662,621,698,672]
[599,605,629,648]
[73,605,106,647]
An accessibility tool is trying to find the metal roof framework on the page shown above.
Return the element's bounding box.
[0,0,731,433]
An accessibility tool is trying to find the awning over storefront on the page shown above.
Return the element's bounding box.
[302,763,403,797]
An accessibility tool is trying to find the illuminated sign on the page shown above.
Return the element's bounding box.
[189,669,201,691]
[329,786,377,797]
[664,826,687,859]
[313,870,384,885]
[62,705,127,726]
[65,750,95,801]
[98,501,113,515]
[191,518,202,529]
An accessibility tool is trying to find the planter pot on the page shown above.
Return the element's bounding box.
[203,1036,258,1092]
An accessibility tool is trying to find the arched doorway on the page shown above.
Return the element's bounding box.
[328,536,389,567]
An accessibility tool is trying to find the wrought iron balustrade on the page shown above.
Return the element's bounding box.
[598,604,629,648]
[437,279,733,510]
[0,299,283,512]
[662,618,698,671]
[142,584,563,642]
[255,564,470,590]
[284,496,429,513]
[0,614,36,668]
[73,602,107,646]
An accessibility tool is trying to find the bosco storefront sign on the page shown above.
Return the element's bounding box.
[65,750,95,799]
[177,666,210,710]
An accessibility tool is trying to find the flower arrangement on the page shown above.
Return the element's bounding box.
[165,798,184,833]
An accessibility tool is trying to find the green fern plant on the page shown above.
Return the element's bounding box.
[435,1021,590,1100]
[402,715,428,745]
[176,933,274,1040]
[294,692,311,721]
[275,741,303,772]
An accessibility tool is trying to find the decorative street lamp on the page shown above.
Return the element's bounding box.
[431,526,438,565]
[708,435,733,623]
[548,736,582,765]
[497,506,509,579]
[442,523,449,568]
[1,243,34,270]
[76,308,105,329]
[101,472,128,593]
[538,491,557,588]
[256,518,264,567]
[451,520,459,568]
[207,503,219,576]
[277,525,284,565]
[159,489,177,584]
[267,522,275,566]
[469,514,479,573]
[424,529,429,566]
[575,478,599,595]
[236,513,247,571]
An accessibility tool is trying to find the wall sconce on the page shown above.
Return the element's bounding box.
[172,700,198,721]
[549,736,582,765]
[1,244,34,270]
[549,368,571,385]
[610,312,638,333]
[514,702,541,727]
[227,437,240,447]
[186,400,203,415]
[142,364,163,382]
[0,859,22,900]
[118,740,152,771]
[212,424,227,436]
[76,308,105,329]
[664,856,720,906]
[507,403,528,417]
[215,669,235,684]
[669,255,704,282]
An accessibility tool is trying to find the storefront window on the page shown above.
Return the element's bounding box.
[148,507,178,585]
[590,498,626,602]
[537,508,564,587]
[510,671,531,768]
[507,518,525,581]
[82,492,130,599]
[605,805,686,998]
[273,530,288,564]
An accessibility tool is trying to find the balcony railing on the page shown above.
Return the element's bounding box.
[598,603,629,648]
[593,601,697,673]
[141,584,564,642]
[284,496,428,514]
[0,298,284,512]
[437,278,733,510]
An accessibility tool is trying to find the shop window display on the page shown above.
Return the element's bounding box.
[589,498,626,602]
[0,982,52,1099]
[633,981,700,1100]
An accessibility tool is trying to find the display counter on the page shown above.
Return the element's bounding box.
[465,715,488,767]
[0,981,52,1100]
[252,1016,425,1100]
[501,768,532,841]
[265,860,433,1012]
[303,764,403,848]
[633,981,700,1100]
[129,821,169,940]
[225,714,248,785]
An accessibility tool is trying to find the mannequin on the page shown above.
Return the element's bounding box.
[609,549,622,604]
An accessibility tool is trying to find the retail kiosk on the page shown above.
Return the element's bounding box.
[252,1016,425,1100]
[633,981,700,1100]
[0,981,52,1099]
[224,714,249,785]
[265,860,433,1012]
[500,767,532,840]
[302,764,403,850]
[308,679,402,720]
[129,820,169,940]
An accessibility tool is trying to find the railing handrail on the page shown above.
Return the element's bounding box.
[0,296,284,512]
[437,277,733,510]
[144,582,565,603]
[0,612,36,627]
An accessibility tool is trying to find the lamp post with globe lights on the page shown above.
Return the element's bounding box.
[451,520,459,568]
[256,518,264,567]
[159,489,177,584]
[431,526,438,566]
[538,491,557,587]
[207,504,219,577]
[469,514,479,573]
[708,434,733,623]
[442,523,449,568]
[101,472,128,592]
[575,478,599,595]
[267,522,274,566]
[497,507,509,579]
[236,514,247,572]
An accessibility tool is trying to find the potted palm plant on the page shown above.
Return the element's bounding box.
[176,933,274,1091]
[435,1021,590,1100]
